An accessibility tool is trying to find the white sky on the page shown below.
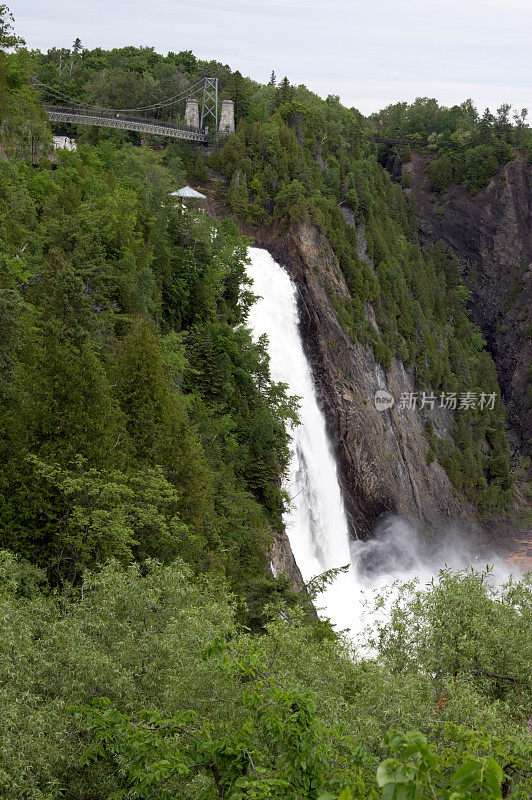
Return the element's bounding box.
[11,0,532,115]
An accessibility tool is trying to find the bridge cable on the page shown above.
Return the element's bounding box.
[30,76,206,113]
[32,77,204,111]
[32,78,204,112]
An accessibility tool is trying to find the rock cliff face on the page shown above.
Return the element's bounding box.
[270,529,305,590]
[203,180,527,572]
[244,219,477,540]
[405,155,532,455]
[207,181,478,541]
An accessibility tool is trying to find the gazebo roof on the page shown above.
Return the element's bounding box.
[170,185,207,199]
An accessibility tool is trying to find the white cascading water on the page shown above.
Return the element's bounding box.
[245,247,517,637]
[246,247,360,633]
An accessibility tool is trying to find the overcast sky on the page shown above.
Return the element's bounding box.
[11,0,532,115]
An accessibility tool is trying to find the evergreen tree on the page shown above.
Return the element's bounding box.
[0,4,23,51]
[277,76,294,106]
[226,69,250,120]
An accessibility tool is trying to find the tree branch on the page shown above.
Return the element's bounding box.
[210,757,224,798]
[244,749,259,779]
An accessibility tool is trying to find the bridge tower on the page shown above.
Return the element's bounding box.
[219,99,235,135]
[185,98,200,129]
[200,77,218,132]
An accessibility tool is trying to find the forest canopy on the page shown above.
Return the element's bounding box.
[0,7,530,798]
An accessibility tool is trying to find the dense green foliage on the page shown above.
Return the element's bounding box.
[0,6,48,157]
[1,10,529,797]
[0,552,530,798]
[0,76,296,595]
[371,98,531,194]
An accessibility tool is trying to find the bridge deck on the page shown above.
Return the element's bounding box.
[44,105,427,149]
[44,105,208,143]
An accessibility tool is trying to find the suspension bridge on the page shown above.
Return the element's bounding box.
[43,104,208,142]
[33,77,235,144]
[33,76,428,149]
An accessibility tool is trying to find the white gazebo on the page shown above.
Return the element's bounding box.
[170,186,207,211]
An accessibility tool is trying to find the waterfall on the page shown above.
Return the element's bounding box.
[246,247,360,633]
[245,247,516,637]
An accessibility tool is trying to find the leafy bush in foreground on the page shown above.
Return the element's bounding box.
[0,553,529,799]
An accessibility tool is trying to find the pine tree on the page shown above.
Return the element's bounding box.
[277,76,293,106]
[268,69,276,86]
[113,319,214,531]
[226,69,250,120]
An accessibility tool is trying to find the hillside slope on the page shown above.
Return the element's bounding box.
[405,155,531,456]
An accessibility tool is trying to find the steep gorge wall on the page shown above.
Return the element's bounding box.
[405,155,532,455]
[204,187,478,541]
[247,219,477,540]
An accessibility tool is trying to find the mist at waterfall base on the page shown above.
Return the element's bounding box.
[245,247,517,640]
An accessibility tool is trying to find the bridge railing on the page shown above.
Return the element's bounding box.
[43,104,203,135]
